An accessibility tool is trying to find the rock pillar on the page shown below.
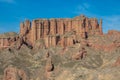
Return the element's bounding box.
[57,19,64,35]
[44,20,50,37]
[67,20,72,32]
[99,19,103,35]
[50,19,57,35]
[20,22,24,36]
[31,20,37,45]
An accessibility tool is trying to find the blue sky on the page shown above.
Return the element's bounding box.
[0,0,120,33]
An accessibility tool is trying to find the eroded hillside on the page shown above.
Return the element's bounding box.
[0,15,120,80]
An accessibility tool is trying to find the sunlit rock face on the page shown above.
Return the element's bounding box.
[0,15,103,49]
[0,15,120,80]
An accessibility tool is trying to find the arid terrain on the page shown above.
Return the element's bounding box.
[0,15,120,80]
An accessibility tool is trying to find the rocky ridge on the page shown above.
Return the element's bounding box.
[0,15,120,80]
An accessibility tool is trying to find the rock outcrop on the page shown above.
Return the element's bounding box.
[87,30,120,52]
[107,30,120,35]
[72,47,87,60]
[113,56,120,66]
[45,58,54,80]
[0,14,120,80]
[3,66,29,80]
[0,32,18,48]
[0,15,103,49]
[45,58,54,72]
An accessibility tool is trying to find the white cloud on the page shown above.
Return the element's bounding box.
[0,0,16,4]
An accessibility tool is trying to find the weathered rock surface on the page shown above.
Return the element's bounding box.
[0,15,103,49]
[0,15,120,80]
[3,66,29,80]
[113,56,120,66]
[45,58,54,72]
[72,47,87,60]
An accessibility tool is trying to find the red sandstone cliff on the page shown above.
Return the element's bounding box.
[0,15,103,49]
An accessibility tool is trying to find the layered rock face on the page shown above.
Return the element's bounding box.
[0,15,103,48]
[20,15,103,48]
[0,37,19,49]
[1,15,120,80]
